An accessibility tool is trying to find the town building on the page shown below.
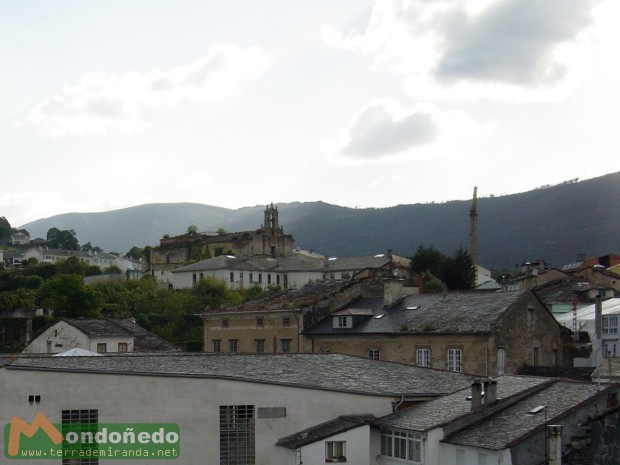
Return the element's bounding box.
[373,375,617,465]
[0,353,472,464]
[148,204,295,284]
[304,288,564,376]
[172,249,412,291]
[21,318,180,354]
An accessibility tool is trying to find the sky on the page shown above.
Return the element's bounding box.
[2,0,619,228]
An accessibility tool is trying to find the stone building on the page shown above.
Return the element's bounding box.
[148,204,295,284]
[304,289,565,376]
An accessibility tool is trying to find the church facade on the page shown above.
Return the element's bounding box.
[148,204,294,284]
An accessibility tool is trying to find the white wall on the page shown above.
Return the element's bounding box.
[300,425,372,465]
[440,443,507,465]
[22,321,133,354]
[0,368,397,465]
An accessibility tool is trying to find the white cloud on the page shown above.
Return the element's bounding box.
[324,98,492,163]
[323,0,600,100]
[26,44,269,137]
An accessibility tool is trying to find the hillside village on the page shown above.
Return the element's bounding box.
[1,206,620,464]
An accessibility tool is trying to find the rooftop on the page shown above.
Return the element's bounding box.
[6,352,473,397]
[305,291,528,335]
[277,414,376,449]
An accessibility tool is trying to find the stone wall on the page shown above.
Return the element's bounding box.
[592,406,620,465]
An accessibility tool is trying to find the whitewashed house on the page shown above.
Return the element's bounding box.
[22,318,179,354]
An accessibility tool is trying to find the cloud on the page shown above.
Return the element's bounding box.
[323,0,599,99]
[323,98,491,162]
[435,0,595,86]
[26,44,269,137]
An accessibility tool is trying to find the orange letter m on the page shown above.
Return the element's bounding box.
[7,413,63,457]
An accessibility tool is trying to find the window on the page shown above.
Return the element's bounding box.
[96,343,107,354]
[220,405,255,465]
[603,316,618,335]
[527,307,535,328]
[267,274,272,285]
[249,273,253,283]
[283,274,288,289]
[533,347,539,366]
[276,274,280,285]
[497,348,506,375]
[229,340,238,353]
[258,274,262,284]
[605,342,617,357]
[62,409,98,465]
[368,348,380,359]
[282,317,290,326]
[256,317,264,327]
[222,319,229,328]
[319,348,332,354]
[447,348,462,372]
[281,339,292,353]
[239,272,244,284]
[229,272,234,283]
[255,339,265,353]
[381,429,422,463]
[325,441,346,462]
[333,316,352,329]
[416,348,430,368]
[213,340,221,353]
[552,349,558,367]
[117,343,128,353]
[193,273,197,284]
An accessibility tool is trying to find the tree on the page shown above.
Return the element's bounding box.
[410,245,448,278]
[0,217,11,239]
[187,225,198,235]
[216,228,227,235]
[126,246,143,260]
[36,274,102,317]
[47,228,79,250]
[420,270,447,293]
[444,247,475,290]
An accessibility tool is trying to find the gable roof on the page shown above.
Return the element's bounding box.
[305,291,528,335]
[277,414,376,449]
[62,318,180,352]
[6,353,473,397]
[443,380,610,450]
[374,375,553,433]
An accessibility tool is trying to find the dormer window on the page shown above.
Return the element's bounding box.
[333,316,352,329]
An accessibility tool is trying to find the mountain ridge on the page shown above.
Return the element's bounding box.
[19,172,620,270]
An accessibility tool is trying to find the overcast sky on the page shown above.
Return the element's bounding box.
[2,0,618,227]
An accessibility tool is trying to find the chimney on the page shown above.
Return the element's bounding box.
[483,380,497,405]
[547,424,563,465]
[595,292,603,339]
[384,281,403,307]
[470,381,483,411]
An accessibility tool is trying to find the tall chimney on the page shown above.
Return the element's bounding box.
[595,292,603,339]
[547,424,563,465]
[470,381,483,411]
[483,380,497,405]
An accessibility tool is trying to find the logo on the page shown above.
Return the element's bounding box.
[7,413,63,457]
[5,414,180,460]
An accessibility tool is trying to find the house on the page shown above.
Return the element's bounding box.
[201,279,387,354]
[534,275,617,316]
[556,298,620,366]
[173,249,412,291]
[304,288,564,376]
[21,318,180,354]
[148,204,295,284]
[0,353,473,464]
[5,246,141,272]
[372,375,617,465]
[10,232,30,245]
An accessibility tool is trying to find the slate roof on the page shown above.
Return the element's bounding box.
[375,375,553,432]
[444,381,610,450]
[63,318,180,352]
[6,353,473,397]
[305,291,527,335]
[277,414,376,449]
[172,253,405,274]
[592,357,620,381]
